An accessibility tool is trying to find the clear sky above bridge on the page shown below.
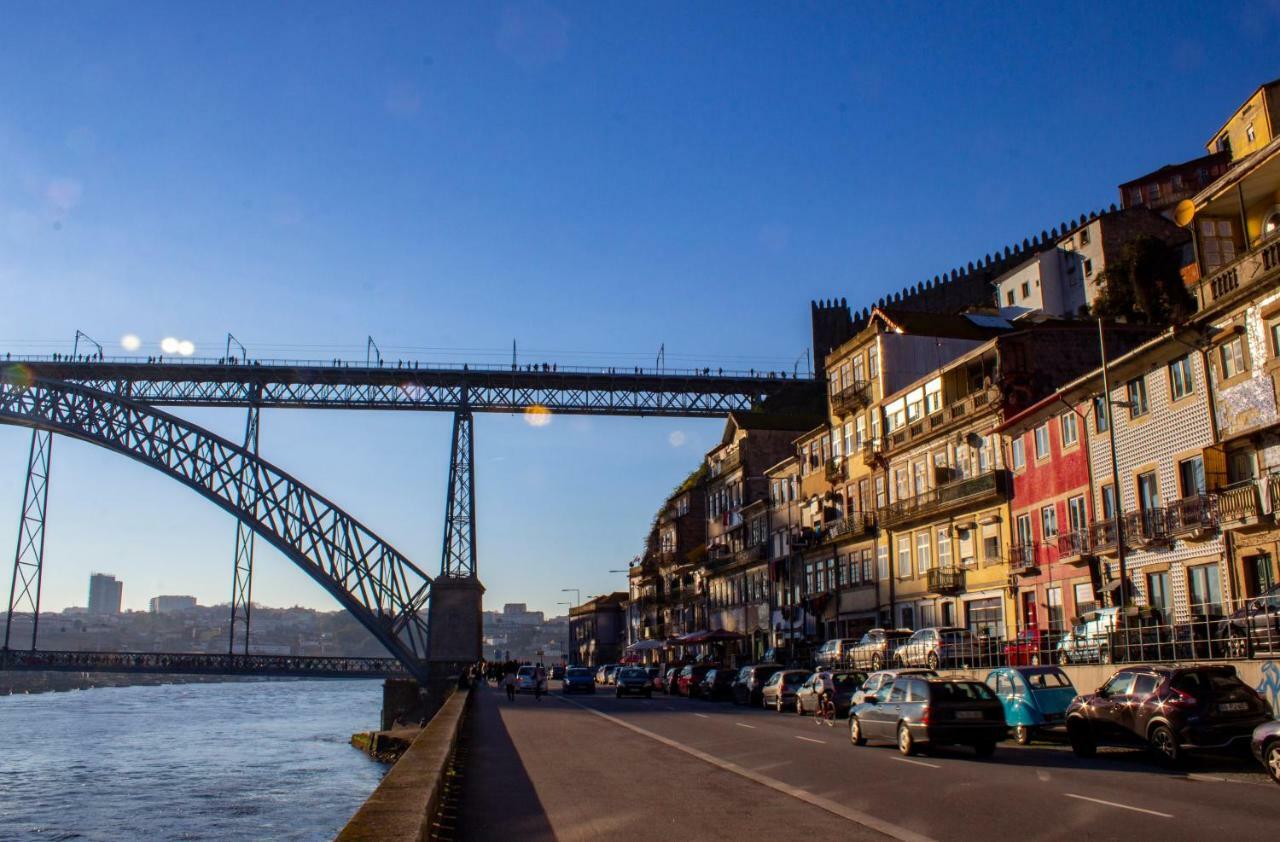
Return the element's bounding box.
[1,3,1276,619]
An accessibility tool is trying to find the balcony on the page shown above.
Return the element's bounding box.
[830,380,871,415]
[1008,542,1039,573]
[825,457,847,484]
[1087,520,1118,555]
[1194,238,1280,313]
[712,448,742,477]
[927,567,964,595]
[862,438,885,466]
[1216,479,1267,531]
[1056,528,1091,563]
[1123,509,1173,548]
[732,543,768,567]
[878,469,1011,529]
[822,512,875,543]
[1165,494,1217,538]
[882,387,1000,455]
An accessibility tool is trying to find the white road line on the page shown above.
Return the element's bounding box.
[795,736,826,744]
[1063,793,1173,818]
[693,712,709,718]
[735,722,756,729]
[665,706,676,711]
[1185,773,1229,784]
[559,696,934,842]
[892,757,941,769]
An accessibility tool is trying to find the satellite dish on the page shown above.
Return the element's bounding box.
[1174,199,1196,228]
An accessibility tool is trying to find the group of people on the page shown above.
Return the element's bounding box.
[469,659,549,702]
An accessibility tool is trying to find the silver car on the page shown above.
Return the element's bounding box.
[760,669,809,712]
[894,627,976,669]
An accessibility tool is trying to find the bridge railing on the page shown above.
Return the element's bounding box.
[0,648,410,677]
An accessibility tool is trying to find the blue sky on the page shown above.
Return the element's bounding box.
[1,2,1277,619]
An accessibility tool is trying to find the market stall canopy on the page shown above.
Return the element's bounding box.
[626,640,666,651]
[700,629,745,642]
[672,631,709,645]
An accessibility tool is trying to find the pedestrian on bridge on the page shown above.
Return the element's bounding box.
[502,668,516,701]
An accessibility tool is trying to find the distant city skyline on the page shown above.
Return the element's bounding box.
[2,4,1278,620]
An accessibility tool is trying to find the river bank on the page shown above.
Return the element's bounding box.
[0,669,255,695]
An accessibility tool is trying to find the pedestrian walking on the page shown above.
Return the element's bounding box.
[503,668,516,701]
[533,664,545,702]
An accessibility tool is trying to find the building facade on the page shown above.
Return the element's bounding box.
[568,592,627,667]
[87,573,123,615]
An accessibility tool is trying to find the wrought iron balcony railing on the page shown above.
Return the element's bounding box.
[1123,508,1173,547]
[822,512,875,543]
[878,469,1010,529]
[1166,494,1217,536]
[732,543,768,566]
[1008,542,1039,573]
[1087,519,1118,554]
[1056,528,1090,561]
[825,457,847,484]
[830,380,872,415]
[862,438,884,466]
[926,567,964,595]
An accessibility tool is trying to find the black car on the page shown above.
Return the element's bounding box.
[699,668,738,701]
[561,666,596,694]
[1065,664,1272,764]
[732,663,782,706]
[615,666,654,698]
[848,676,1006,757]
[1252,719,1280,784]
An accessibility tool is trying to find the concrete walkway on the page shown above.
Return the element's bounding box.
[454,683,862,841]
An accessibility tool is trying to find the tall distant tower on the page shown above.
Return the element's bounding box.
[810,298,854,379]
[87,573,123,615]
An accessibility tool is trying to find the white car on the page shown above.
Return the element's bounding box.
[515,665,547,693]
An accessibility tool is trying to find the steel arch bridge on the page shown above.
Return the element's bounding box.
[0,375,433,683]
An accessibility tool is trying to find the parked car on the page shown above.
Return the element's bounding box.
[762,643,813,668]
[851,668,937,706]
[663,666,682,695]
[732,663,782,706]
[894,627,977,669]
[562,666,596,694]
[795,670,867,716]
[848,629,913,671]
[515,665,546,694]
[615,666,653,698]
[814,638,860,669]
[550,664,566,681]
[605,664,623,685]
[699,668,739,701]
[1251,719,1280,784]
[676,663,716,698]
[647,666,665,691]
[1002,627,1048,667]
[1065,664,1273,764]
[849,676,1006,757]
[1218,585,1280,658]
[760,669,809,711]
[985,666,1076,744]
[1056,608,1120,665]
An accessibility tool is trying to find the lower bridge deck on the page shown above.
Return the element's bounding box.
[0,649,407,678]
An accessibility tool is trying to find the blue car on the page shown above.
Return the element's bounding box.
[985,666,1077,745]
[562,666,596,694]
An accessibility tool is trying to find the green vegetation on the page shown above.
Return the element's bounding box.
[1091,235,1195,326]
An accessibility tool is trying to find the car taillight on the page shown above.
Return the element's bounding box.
[919,706,931,725]
[1165,688,1196,708]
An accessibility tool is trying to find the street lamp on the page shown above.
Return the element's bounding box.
[561,588,580,608]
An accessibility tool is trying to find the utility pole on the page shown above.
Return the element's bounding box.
[1097,319,1128,612]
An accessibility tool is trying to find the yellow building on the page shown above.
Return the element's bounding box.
[1205,79,1280,163]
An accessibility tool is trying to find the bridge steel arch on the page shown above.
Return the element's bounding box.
[0,375,433,682]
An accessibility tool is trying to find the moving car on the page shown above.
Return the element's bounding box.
[894,627,977,669]
[1065,664,1272,764]
[851,668,937,705]
[761,669,809,712]
[676,663,716,698]
[699,668,738,701]
[985,666,1076,744]
[615,666,654,698]
[849,676,1006,757]
[515,665,546,694]
[1252,719,1280,784]
[848,629,913,671]
[561,666,596,694]
[732,664,782,706]
[795,670,867,716]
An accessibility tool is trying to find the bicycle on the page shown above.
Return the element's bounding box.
[814,693,837,727]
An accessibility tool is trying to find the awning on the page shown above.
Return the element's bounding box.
[700,629,745,642]
[626,639,666,652]
[672,631,708,645]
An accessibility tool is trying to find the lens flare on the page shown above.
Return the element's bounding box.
[1,363,34,388]
[160,337,180,354]
[524,404,553,427]
[120,334,141,352]
[176,340,195,356]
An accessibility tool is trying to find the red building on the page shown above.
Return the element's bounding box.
[1000,393,1102,642]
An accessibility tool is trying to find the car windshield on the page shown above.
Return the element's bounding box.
[566,668,592,677]
[1022,670,1071,689]
[1172,670,1243,698]
[518,667,535,676]
[931,681,994,702]
[620,668,646,679]
[941,630,973,642]
[832,673,863,689]
[783,673,806,685]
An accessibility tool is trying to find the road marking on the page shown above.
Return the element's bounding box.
[735,722,755,729]
[1063,793,1173,818]
[892,757,940,769]
[1185,773,1229,783]
[559,695,934,842]
[795,736,826,744]
[693,712,709,718]
[665,706,675,711]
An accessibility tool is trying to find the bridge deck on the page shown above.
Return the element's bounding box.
[0,649,407,678]
[1,357,814,416]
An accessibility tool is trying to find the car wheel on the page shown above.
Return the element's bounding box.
[1067,721,1096,759]
[1265,741,1280,785]
[897,723,916,756]
[871,654,883,671]
[1149,724,1181,765]
[926,652,940,670]
[796,698,805,716]
[974,740,997,758]
[849,716,866,746]
[1013,725,1032,746]
[775,695,784,713]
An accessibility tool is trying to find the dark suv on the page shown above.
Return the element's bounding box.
[1065,664,1273,764]
[732,664,782,706]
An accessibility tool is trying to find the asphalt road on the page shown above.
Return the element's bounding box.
[455,681,1278,841]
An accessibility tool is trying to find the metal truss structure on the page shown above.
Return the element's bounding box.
[0,648,407,678]
[440,398,477,578]
[3,430,51,650]
[7,359,810,416]
[0,376,433,682]
[228,399,260,654]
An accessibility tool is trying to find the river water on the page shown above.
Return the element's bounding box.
[0,680,386,840]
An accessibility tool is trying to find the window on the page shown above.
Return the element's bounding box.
[1169,355,1194,400]
[983,534,1000,564]
[1137,471,1159,514]
[1067,495,1087,532]
[1126,376,1149,418]
[877,542,889,580]
[1269,319,1280,358]
[1187,564,1222,615]
[966,597,1005,638]
[1147,571,1170,615]
[1129,187,1142,206]
[874,476,886,508]
[853,355,865,383]
[896,534,911,579]
[1200,217,1237,273]
[1172,173,1184,191]
[1093,396,1109,433]
[1061,413,1078,447]
[1147,183,1162,202]
[843,420,853,455]
[894,468,909,502]
[911,531,929,575]
[1073,582,1095,616]
[1083,257,1093,276]
[1247,122,1257,144]
[1040,505,1058,539]
[1006,290,1015,306]
[936,527,951,569]
[1011,436,1026,470]
[1015,513,1033,545]
[1034,423,1050,459]
[1216,133,1231,156]
[1020,280,1030,299]
[1046,587,1064,634]
[868,346,878,378]
[1079,228,1090,247]
[1101,483,1116,520]
[854,416,865,449]
[1220,336,1245,379]
[1178,456,1205,497]
[912,461,928,495]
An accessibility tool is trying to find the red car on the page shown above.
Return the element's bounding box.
[1003,627,1046,666]
[676,663,716,697]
